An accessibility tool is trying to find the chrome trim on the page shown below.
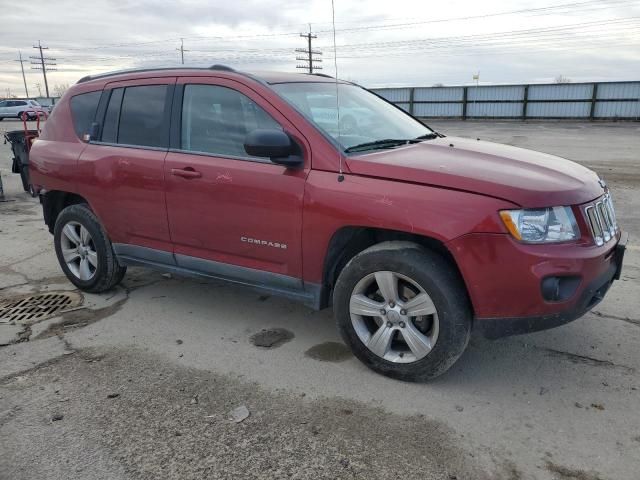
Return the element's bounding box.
[584,194,618,246]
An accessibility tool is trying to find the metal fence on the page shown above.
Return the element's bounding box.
[372,81,640,120]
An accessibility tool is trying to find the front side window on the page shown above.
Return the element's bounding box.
[118,85,168,148]
[69,90,101,138]
[181,84,280,158]
[272,82,433,151]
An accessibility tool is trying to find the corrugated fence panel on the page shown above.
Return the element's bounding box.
[594,101,640,118]
[467,85,524,101]
[527,102,591,118]
[413,103,462,117]
[371,82,639,119]
[467,102,523,117]
[413,87,463,101]
[528,84,592,100]
[375,88,411,102]
[597,82,640,99]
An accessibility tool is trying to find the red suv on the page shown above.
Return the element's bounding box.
[29,66,627,381]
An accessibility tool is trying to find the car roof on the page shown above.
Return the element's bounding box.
[75,65,346,87]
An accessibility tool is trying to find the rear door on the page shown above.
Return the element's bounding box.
[76,78,175,255]
[164,77,310,281]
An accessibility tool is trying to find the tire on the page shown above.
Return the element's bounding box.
[54,204,126,293]
[334,241,471,382]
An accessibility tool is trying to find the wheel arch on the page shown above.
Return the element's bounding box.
[320,226,472,312]
[42,190,90,234]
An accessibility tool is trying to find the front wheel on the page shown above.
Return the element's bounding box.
[54,204,126,293]
[334,242,471,381]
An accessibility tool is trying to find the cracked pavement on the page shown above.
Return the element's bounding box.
[1,120,639,479]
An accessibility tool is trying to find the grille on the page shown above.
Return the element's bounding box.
[585,194,618,246]
[0,292,83,324]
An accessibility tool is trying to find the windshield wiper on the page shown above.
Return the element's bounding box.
[345,138,419,153]
[415,132,442,140]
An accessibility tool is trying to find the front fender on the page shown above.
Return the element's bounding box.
[301,170,516,284]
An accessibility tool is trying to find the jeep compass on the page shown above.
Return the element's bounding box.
[29,66,627,381]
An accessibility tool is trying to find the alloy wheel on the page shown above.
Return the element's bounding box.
[60,221,98,281]
[349,271,439,363]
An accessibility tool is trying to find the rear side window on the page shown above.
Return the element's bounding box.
[117,85,168,148]
[101,88,124,144]
[70,91,101,138]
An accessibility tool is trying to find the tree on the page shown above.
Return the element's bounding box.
[52,83,70,97]
[554,75,572,84]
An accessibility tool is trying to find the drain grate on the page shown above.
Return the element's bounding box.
[0,292,83,324]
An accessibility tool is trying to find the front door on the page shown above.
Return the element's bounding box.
[164,77,310,282]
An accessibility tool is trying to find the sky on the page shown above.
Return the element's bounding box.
[1,0,639,97]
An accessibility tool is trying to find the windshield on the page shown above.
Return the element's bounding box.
[271,82,433,151]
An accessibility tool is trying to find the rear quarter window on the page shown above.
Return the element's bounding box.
[70,91,102,138]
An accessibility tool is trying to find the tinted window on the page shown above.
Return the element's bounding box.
[101,88,123,144]
[16,101,27,106]
[118,85,168,148]
[70,91,101,138]
[0,101,6,108]
[181,84,280,158]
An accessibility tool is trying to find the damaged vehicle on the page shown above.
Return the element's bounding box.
[29,66,627,381]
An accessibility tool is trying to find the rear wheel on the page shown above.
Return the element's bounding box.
[54,204,126,292]
[334,242,471,381]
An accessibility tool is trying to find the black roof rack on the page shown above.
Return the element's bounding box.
[209,64,235,72]
[77,64,238,84]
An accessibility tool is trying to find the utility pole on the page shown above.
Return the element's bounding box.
[30,40,56,98]
[14,51,30,98]
[296,26,322,74]
[176,38,189,65]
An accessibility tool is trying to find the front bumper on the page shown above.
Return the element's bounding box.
[448,231,627,339]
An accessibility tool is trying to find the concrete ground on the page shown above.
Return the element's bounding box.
[1,119,639,480]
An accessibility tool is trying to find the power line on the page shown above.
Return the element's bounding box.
[30,40,56,98]
[319,17,640,52]
[296,26,322,73]
[313,0,639,34]
[14,51,29,98]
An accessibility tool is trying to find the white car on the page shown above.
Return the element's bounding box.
[0,99,48,120]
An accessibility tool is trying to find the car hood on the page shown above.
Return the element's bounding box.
[346,136,604,207]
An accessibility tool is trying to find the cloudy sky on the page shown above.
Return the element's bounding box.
[1,0,639,97]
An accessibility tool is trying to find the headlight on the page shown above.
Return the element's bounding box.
[499,206,580,243]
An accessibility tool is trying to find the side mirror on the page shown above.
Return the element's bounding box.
[244,129,303,168]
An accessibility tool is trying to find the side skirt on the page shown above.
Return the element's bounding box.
[112,243,322,310]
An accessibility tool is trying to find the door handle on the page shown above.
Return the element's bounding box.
[171,167,202,179]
